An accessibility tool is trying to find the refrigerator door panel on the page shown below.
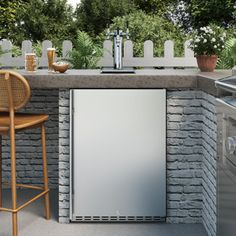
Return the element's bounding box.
[71,89,166,219]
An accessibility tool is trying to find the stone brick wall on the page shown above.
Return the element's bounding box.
[58,89,70,223]
[201,92,217,236]
[167,90,203,223]
[1,89,59,188]
[167,91,217,235]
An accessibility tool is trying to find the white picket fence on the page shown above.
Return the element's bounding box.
[0,39,197,68]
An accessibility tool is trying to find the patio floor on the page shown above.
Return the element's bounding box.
[0,190,208,236]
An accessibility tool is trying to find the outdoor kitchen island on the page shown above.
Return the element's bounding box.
[1,69,232,236]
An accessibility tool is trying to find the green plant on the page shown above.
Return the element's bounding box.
[0,45,5,66]
[11,45,21,57]
[183,0,236,29]
[32,41,63,58]
[98,11,186,57]
[134,0,176,14]
[0,0,26,43]
[32,41,42,57]
[75,0,136,37]
[67,31,103,69]
[217,38,236,69]
[0,44,22,58]
[0,45,4,56]
[189,25,227,55]
[0,0,76,46]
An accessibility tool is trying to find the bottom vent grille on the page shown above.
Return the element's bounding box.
[74,216,165,222]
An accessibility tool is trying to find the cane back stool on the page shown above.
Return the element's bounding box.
[0,70,51,236]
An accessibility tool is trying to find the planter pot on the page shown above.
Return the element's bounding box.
[196,55,218,72]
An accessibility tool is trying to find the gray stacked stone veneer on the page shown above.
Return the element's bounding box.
[1,89,59,188]
[167,91,217,236]
[167,90,217,236]
[201,93,217,236]
[167,90,203,224]
[1,89,217,236]
[58,89,70,222]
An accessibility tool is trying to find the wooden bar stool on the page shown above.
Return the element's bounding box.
[0,71,51,236]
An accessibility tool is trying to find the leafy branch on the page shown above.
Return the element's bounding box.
[217,38,236,69]
[67,31,103,69]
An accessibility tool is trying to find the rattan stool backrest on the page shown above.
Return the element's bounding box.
[0,70,31,112]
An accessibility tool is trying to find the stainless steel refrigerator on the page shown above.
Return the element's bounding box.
[70,89,166,222]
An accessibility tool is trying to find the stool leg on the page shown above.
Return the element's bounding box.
[10,128,18,236]
[12,213,17,236]
[41,124,51,220]
[0,135,2,208]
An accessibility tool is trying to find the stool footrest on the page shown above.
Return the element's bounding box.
[16,184,44,190]
[3,183,44,190]
[0,189,49,213]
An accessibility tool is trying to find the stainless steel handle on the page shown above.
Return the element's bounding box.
[225,136,236,155]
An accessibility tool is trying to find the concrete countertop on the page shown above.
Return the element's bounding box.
[16,69,233,96]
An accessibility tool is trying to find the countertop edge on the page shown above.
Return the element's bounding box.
[15,69,233,95]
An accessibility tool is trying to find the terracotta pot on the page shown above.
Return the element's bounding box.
[196,55,218,72]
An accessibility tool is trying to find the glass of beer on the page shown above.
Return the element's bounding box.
[47,48,56,72]
[25,53,38,72]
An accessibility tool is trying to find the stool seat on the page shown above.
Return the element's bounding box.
[0,113,49,133]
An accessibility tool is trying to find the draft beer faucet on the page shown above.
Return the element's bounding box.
[106,23,130,70]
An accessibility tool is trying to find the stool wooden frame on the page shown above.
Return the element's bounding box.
[0,71,50,236]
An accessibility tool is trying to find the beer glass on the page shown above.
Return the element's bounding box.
[47,48,56,72]
[25,53,38,72]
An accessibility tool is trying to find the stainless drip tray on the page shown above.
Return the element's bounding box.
[101,67,135,74]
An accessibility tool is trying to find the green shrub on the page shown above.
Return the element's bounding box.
[98,11,187,57]
[75,0,136,37]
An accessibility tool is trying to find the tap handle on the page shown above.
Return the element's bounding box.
[117,27,120,35]
[126,21,130,40]
[106,27,111,39]
[126,32,130,40]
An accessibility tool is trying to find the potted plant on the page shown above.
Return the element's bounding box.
[189,25,227,72]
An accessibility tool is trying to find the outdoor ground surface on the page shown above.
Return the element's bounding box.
[0,190,207,236]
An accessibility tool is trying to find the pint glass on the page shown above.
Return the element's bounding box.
[47,48,56,72]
